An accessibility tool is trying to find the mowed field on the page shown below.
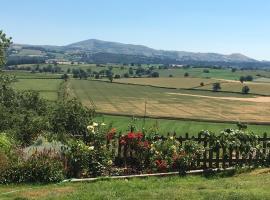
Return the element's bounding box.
[13,79,62,101]
[115,77,270,95]
[95,115,270,136]
[70,79,270,123]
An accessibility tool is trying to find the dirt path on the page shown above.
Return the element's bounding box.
[167,92,270,103]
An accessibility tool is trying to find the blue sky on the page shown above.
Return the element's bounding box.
[1,0,270,60]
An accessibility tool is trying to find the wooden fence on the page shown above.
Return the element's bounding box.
[106,132,270,170]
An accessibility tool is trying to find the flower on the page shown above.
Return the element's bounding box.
[88,146,94,150]
[169,136,174,140]
[87,125,94,130]
[101,122,106,126]
[107,160,113,165]
[93,122,98,127]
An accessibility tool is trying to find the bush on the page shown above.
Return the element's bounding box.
[0,151,65,184]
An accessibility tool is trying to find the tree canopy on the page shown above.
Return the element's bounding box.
[0,30,12,68]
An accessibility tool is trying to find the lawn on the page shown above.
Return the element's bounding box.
[1,169,270,200]
[94,115,270,136]
[70,79,270,123]
[13,79,63,101]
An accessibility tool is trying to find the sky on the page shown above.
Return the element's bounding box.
[1,0,270,60]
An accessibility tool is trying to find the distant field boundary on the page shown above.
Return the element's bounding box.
[89,79,270,97]
[96,112,270,126]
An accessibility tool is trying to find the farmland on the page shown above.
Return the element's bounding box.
[69,79,270,123]
[13,78,62,101]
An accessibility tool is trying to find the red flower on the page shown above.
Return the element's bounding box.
[127,132,136,139]
[136,132,143,139]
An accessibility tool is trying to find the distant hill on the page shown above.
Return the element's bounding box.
[7,39,269,67]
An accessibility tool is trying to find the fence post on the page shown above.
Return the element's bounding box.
[229,146,233,167]
[203,137,207,169]
[222,146,226,168]
[263,133,267,155]
[216,144,220,168]
[197,133,202,167]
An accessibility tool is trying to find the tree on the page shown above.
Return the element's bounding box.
[242,86,250,94]
[203,69,210,73]
[231,68,237,72]
[184,72,189,77]
[200,82,204,86]
[61,73,69,81]
[128,67,134,75]
[245,75,253,82]
[0,30,12,69]
[240,76,245,83]
[123,73,129,78]
[212,82,221,92]
[151,72,159,78]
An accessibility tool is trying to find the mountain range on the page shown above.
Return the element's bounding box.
[8,39,269,67]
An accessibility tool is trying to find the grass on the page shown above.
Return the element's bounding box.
[13,79,62,101]
[69,79,270,123]
[94,115,270,136]
[1,169,270,200]
[5,71,61,79]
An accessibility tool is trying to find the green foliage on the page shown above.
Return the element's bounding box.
[0,30,12,68]
[212,82,221,92]
[242,85,250,94]
[0,151,65,184]
[50,99,94,140]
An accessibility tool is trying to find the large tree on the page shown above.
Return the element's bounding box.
[0,30,12,69]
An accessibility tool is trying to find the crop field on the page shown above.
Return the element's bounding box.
[69,79,270,123]
[1,169,270,200]
[95,115,270,136]
[115,77,270,96]
[114,77,217,89]
[13,79,62,101]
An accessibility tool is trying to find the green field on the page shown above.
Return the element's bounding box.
[13,79,62,101]
[69,79,270,123]
[1,169,269,200]
[5,70,61,79]
[95,115,270,136]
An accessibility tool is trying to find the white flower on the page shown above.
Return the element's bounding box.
[101,122,106,126]
[107,160,113,165]
[88,146,94,150]
[87,125,94,130]
[169,136,174,140]
[93,122,98,127]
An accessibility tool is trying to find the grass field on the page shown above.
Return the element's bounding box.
[1,169,270,200]
[70,79,270,123]
[5,70,62,79]
[95,115,270,136]
[13,79,62,101]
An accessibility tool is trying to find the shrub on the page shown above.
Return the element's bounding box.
[212,82,221,92]
[0,150,65,184]
[242,86,250,94]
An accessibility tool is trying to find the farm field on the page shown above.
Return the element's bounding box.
[1,169,270,200]
[70,79,270,123]
[95,114,270,136]
[5,70,61,79]
[114,77,217,89]
[115,77,270,96]
[13,79,62,101]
